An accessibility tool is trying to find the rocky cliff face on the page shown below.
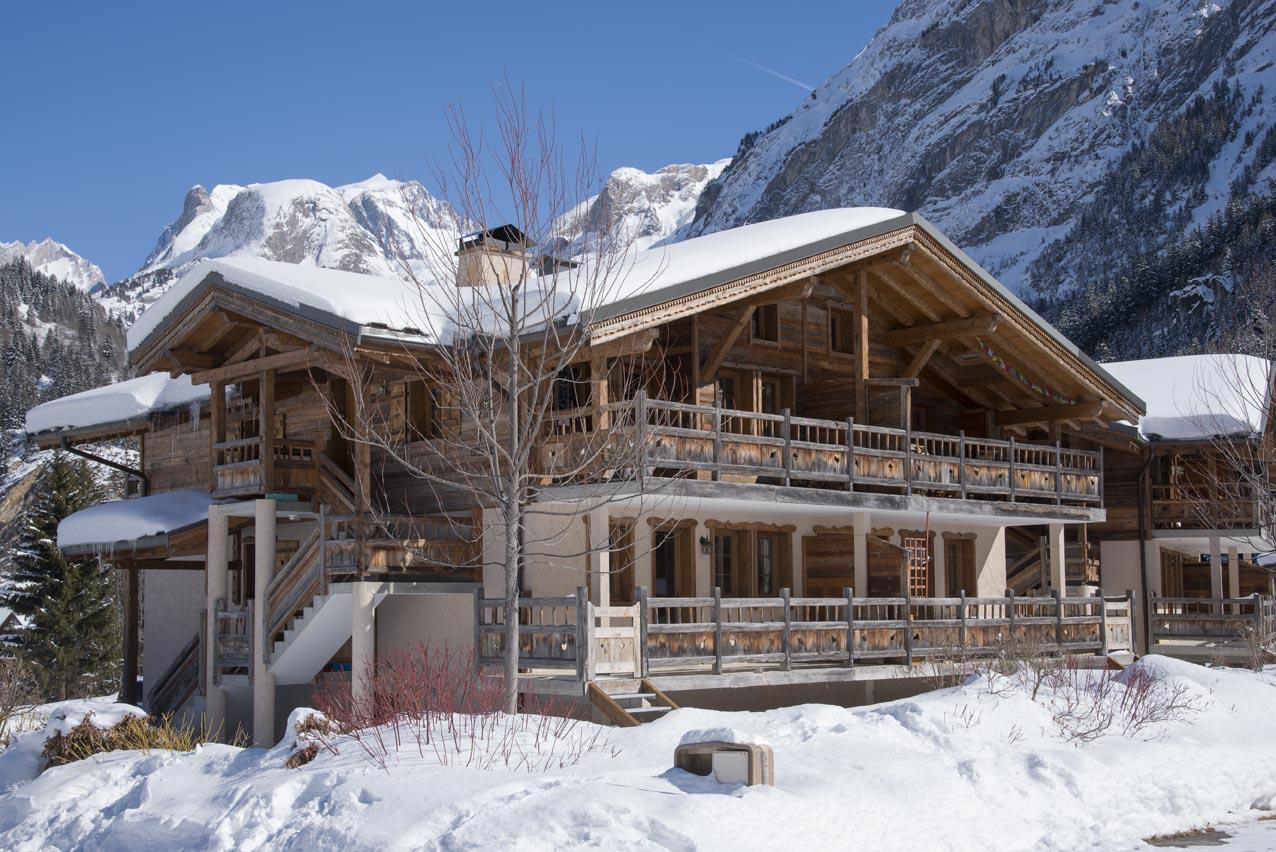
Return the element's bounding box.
[0,239,105,291]
[686,0,1275,299]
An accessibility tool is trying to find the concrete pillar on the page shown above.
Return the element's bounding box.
[1143,540,1163,596]
[1209,535,1223,599]
[790,527,805,596]
[205,507,229,732]
[252,499,277,747]
[1048,523,1066,595]
[1227,546,1240,599]
[932,531,947,597]
[853,512,870,596]
[587,505,610,609]
[693,523,712,596]
[351,580,376,710]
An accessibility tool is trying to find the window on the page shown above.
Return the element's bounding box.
[406,381,440,439]
[829,306,855,354]
[713,532,736,595]
[554,364,589,411]
[751,303,779,343]
[755,533,778,595]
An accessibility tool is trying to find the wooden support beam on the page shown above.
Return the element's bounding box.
[195,311,238,353]
[736,278,814,309]
[165,346,218,371]
[192,346,318,385]
[223,330,265,367]
[260,368,276,493]
[903,339,941,379]
[701,303,756,378]
[883,314,1001,347]
[209,381,226,492]
[995,399,1110,427]
[854,270,870,421]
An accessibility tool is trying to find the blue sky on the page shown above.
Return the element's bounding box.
[1,1,897,281]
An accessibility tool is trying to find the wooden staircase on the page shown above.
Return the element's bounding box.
[148,633,200,716]
[1005,533,1101,595]
[588,679,679,727]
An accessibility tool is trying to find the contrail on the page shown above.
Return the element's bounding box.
[715,48,815,93]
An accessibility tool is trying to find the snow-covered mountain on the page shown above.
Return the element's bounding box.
[686,0,1275,298]
[97,175,461,323]
[554,160,730,253]
[0,239,105,291]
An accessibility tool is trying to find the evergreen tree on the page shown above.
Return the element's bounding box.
[2,451,121,701]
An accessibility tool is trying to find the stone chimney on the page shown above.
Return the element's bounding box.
[455,224,533,287]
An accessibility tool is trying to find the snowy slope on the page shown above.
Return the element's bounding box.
[0,239,105,291]
[96,175,461,323]
[1,657,1275,849]
[555,160,730,253]
[686,0,1276,294]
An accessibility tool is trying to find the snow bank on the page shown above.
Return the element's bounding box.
[126,208,905,352]
[24,372,209,436]
[678,727,771,747]
[1,657,1274,850]
[57,489,212,549]
[0,696,140,794]
[1104,354,1272,440]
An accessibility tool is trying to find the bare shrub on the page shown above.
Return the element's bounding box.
[0,658,39,747]
[311,645,619,773]
[43,712,248,767]
[1240,626,1276,673]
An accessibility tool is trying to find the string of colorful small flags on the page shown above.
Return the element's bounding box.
[974,337,1076,404]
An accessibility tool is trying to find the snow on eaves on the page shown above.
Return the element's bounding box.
[57,489,213,550]
[127,208,907,354]
[1102,354,1273,440]
[24,373,210,437]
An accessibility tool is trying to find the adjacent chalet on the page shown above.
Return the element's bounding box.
[24,208,1272,739]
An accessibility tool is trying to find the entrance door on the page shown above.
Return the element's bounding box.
[802,533,854,598]
[1160,550,1185,597]
[652,525,693,597]
[945,537,977,595]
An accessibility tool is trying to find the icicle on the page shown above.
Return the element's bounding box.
[190,399,200,432]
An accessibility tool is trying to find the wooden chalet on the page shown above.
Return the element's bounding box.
[28,208,1191,736]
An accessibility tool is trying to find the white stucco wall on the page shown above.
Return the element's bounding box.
[376,594,477,658]
[142,568,203,706]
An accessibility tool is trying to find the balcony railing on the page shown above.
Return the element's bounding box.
[475,587,1136,681]
[540,394,1103,506]
[1148,594,1276,643]
[1151,483,1270,531]
[212,436,317,498]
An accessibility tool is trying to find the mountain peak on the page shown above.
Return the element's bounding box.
[0,238,105,290]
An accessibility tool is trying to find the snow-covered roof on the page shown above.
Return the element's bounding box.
[58,490,213,552]
[25,373,210,437]
[126,209,907,354]
[1102,354,1273,441]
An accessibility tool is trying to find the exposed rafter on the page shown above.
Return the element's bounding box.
[883,314,1001,347]
[995,400,1111,426]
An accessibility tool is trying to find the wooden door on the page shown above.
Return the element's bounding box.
[945,537,977,595]
[802,533,853,597]
[608,522,636,605]
[1160,550,1185,597]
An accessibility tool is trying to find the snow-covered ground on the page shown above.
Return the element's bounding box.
[0,657,1273,850]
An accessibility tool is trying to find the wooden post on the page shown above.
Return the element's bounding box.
[853,270,869,422]
[635,390,649,479]
[1007,436,1017,502]
[958,431,967,499]
[782,408,792,487]
[1098,446,1105,504]
[318,505,328,596]
[1054,440,1063,505]
[844,586,855,668]
[591,356,610,431]
[1126,588,1138,654]
[260,368,276,494]
[1006,588,1016,640]
[1097,586,1108,655]
[575,586,590,682]
[903,594,914,666]
[904,410,913,496]
[958,589,967,652]
[209,380,226,493]
[781,587,792,671]
[1053,588,1064,655]
[712,586,723,675]
[845,417,856,492]
[637,586,650,677]
[712,398,723,483]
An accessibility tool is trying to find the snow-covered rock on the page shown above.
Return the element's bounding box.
[0,239,105,291]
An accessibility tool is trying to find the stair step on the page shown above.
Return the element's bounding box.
[629,705,673,716]
[608,692,657,702]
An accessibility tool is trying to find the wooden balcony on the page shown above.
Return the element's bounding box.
[1148,594,1275,648]
[475,588,1136,682]
[1151,483,1269,532]
[212,437,317,499]
[539,395,1103,506]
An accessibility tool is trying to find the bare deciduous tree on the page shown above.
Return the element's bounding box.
[333,84,680,713]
